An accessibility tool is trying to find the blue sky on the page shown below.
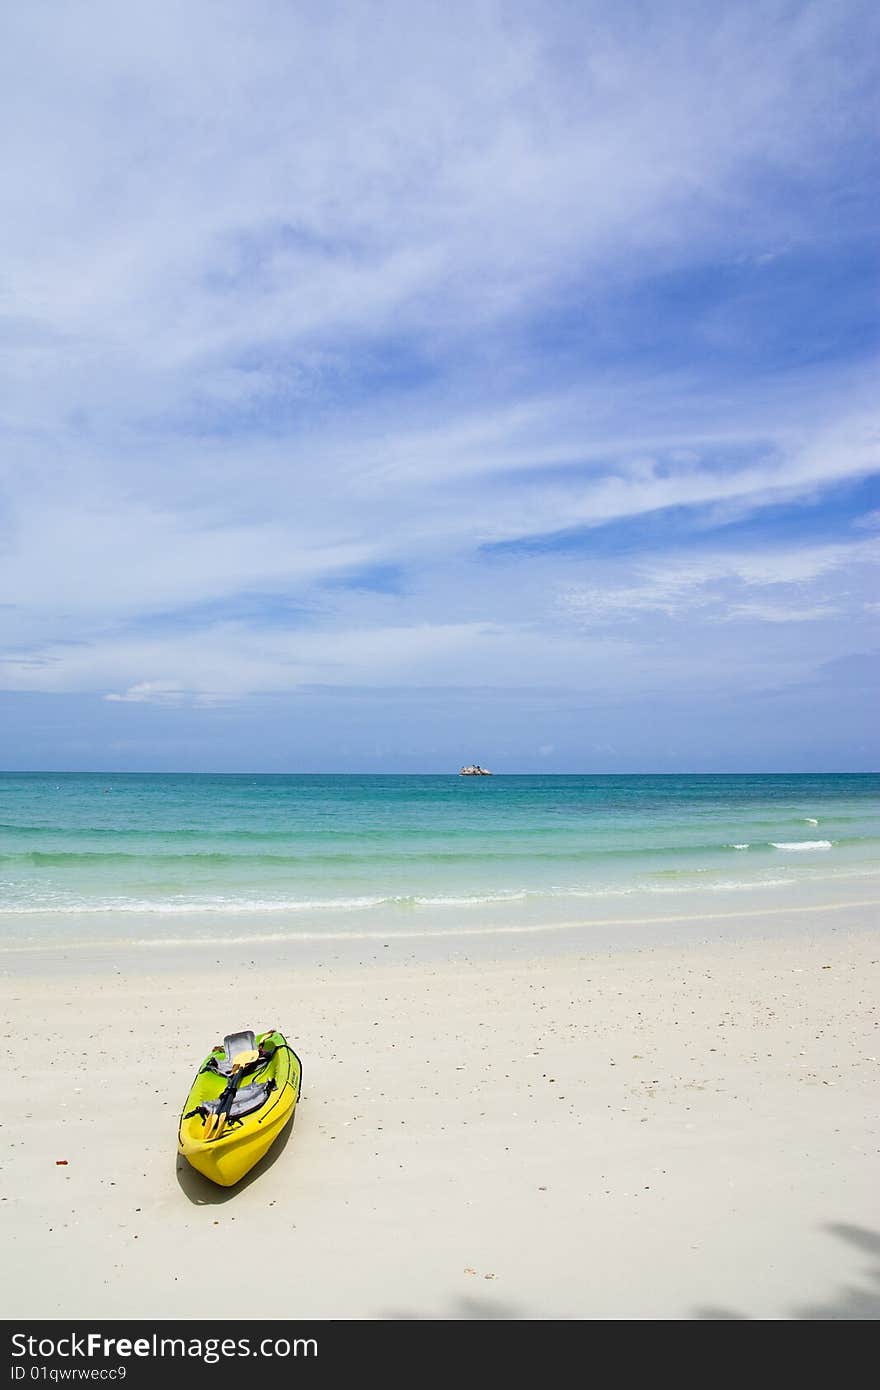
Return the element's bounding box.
[0,1,877,771]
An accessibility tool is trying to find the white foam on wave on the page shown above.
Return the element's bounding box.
[708,877,795,890]
[412,890,529,907]
[770,840,832,851]
[641,876,796,893]
[0,894,390,915]
[805,818,819,825]
[2,893,878,954]
[0,864,843,917]
[730,843,750,850]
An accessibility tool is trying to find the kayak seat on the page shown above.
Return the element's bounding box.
[200,1080,276,1122]
[223,1030,256,1063]
[201,1030,261,1078]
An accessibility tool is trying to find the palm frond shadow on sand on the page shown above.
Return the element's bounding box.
[385,1293,522,1320]
[385,1224,880,1321]
[694,1223,880,1321]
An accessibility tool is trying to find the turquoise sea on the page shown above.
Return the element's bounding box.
[0,773,878,947]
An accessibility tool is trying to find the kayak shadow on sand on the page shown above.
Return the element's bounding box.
[175,1108,297,1205]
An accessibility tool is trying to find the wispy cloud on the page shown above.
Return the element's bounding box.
[104,682,186,706]
[558,537,878,627]
[104,681,230,708]
[0,2,877,766]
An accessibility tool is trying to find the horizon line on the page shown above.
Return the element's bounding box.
[1,769,877,778]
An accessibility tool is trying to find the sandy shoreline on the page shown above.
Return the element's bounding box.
[3,911,879,1320]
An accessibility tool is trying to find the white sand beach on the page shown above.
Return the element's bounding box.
[3,899,878,1321]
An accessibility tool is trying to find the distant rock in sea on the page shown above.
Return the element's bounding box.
[459,764,492,775]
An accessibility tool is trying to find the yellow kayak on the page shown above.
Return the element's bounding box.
[178,1029,301,1187]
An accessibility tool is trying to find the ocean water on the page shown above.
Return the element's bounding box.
[0,773,878,947]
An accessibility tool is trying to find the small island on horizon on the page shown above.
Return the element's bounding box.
[459,763,493,775]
